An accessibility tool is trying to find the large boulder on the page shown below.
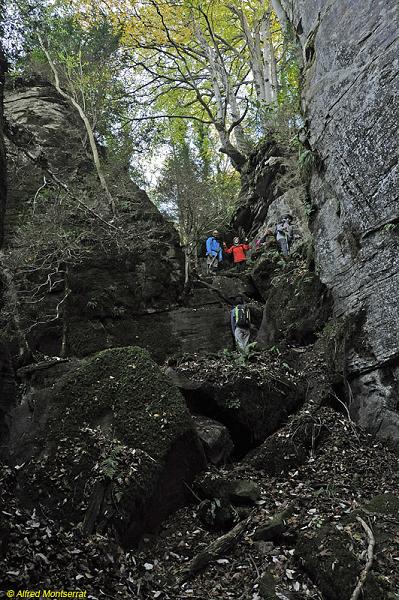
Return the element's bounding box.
[3,79,184,360]
[0,342,15,445]
[296,521,390,600]
[256,262,332,348]
[279,0,399,445]
[169,353,305,455]
[245,406,331,475]
[3,80,239,363]
[6,346,206,547]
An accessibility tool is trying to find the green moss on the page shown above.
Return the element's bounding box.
[48,346,193,462]
[258,572,277,599]
[364,494,399,518]
[296,525,389,600]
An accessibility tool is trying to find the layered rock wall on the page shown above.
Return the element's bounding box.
[0,49,16,442]
[3,79,242,362]
[232,141,311,248]
[3,79,186,359]
[281,0,399,447]
[0,48,6,245]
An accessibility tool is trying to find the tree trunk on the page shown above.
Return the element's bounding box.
[194,24,249,170]
[216,124,247,170]
[37,34,117,217]
[271,0,289,32]
[60,265,69,358]
[227,90,252,155]
[0,260,31,362]
[260,15,275,106]
[263,12,279,102]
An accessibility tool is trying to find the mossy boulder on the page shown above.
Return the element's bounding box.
[256,266,332,348]
[296,524,389,600]
[14,347,206,547]
[254,506,294,543]
[195,474,261,505]
[172,356,305,456]
[364,494,399,518]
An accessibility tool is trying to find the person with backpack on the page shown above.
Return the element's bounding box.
[275,214,294,257]
[206,230,223,273]
[231,302,251,350]
[223,237,251,271]
[256,224,276,248]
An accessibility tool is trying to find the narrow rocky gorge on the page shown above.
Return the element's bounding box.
[0,0,398,598]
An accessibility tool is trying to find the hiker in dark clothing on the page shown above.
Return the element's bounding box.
[230,303,251,350]
[223,237,251,271]
[206,230,223,273]
[256,224,275,249]
[275,214,294,257]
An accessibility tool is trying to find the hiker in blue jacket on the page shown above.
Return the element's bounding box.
[206,230,223,273]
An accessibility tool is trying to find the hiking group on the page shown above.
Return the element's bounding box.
[205,214,295,352]
[205,214,294,273]
[205,231,250,273]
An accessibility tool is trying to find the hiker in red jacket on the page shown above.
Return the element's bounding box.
[223,237,251,271]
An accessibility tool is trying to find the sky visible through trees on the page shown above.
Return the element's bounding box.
[1,0,301,262]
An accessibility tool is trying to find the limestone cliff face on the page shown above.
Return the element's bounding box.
[3,79,241,361]
[281,0,399,446]
[3,79,186,359]
[0,50,16,443]
[0,48,6,245]
[232,141,311,249]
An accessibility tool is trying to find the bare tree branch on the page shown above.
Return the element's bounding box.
[37,33,117,217]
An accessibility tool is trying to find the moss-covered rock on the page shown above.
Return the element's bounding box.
[256,265,332,348]
[195,474,261,505]
[364,494,399,518]
[254,505,294,542]
[173,354,305,456]
[296,524,389,600]
[13,347,206,547]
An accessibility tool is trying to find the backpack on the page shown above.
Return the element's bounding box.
[234,305,251,329]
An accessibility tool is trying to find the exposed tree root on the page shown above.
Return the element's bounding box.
[178,515,252,585]
[350,516,375,600]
